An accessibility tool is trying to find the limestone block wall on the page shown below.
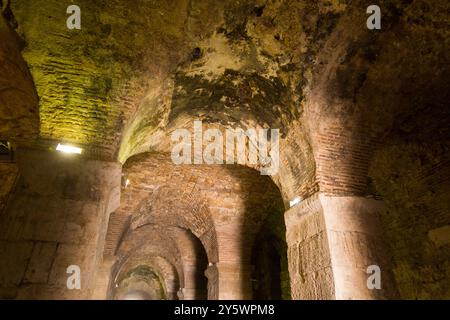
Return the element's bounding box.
[285,194,334,299]
[285,193,397,300]
[0,148,121,299]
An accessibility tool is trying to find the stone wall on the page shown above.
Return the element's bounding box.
[285,194,334,299]
[0,148,121,299]
[285,193,397,300]
[370,142,450,299]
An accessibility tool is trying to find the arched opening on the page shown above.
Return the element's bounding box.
[250,207,290,300]
[187,230,209,300]
[121,290,153,300]
[114,265,167,300]
[251,236,282,299]
[169,227,209,300]
[108,228,184,301]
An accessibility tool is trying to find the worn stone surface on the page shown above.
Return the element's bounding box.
[321,196,397,299]
[285,193,398,300]
[285,193,334,300]
[370,142,450,299]
[0,149,121,299]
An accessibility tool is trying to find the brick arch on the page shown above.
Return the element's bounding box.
[109,224,185,298]
[120,119,317,206]
[131,185,219,264]
[113,263,173,300]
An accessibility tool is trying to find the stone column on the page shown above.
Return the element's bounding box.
[0,148,121,299]
[285,193,396,300]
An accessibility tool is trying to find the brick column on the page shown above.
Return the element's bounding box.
[0,148,121,299]
[285,193,397,300]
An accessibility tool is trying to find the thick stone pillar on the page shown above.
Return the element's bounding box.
[285,193,396,300]
[0,148,121,299]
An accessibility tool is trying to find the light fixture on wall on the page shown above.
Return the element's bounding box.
[121,174,131,189]
[0,141,14,162]
[289,197,301,208]
[56,143,83,154]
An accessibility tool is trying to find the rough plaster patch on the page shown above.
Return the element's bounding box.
[184,33,244,81]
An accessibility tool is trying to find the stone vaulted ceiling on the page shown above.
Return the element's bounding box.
[7,0,448,163]
[2,0,449,201]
